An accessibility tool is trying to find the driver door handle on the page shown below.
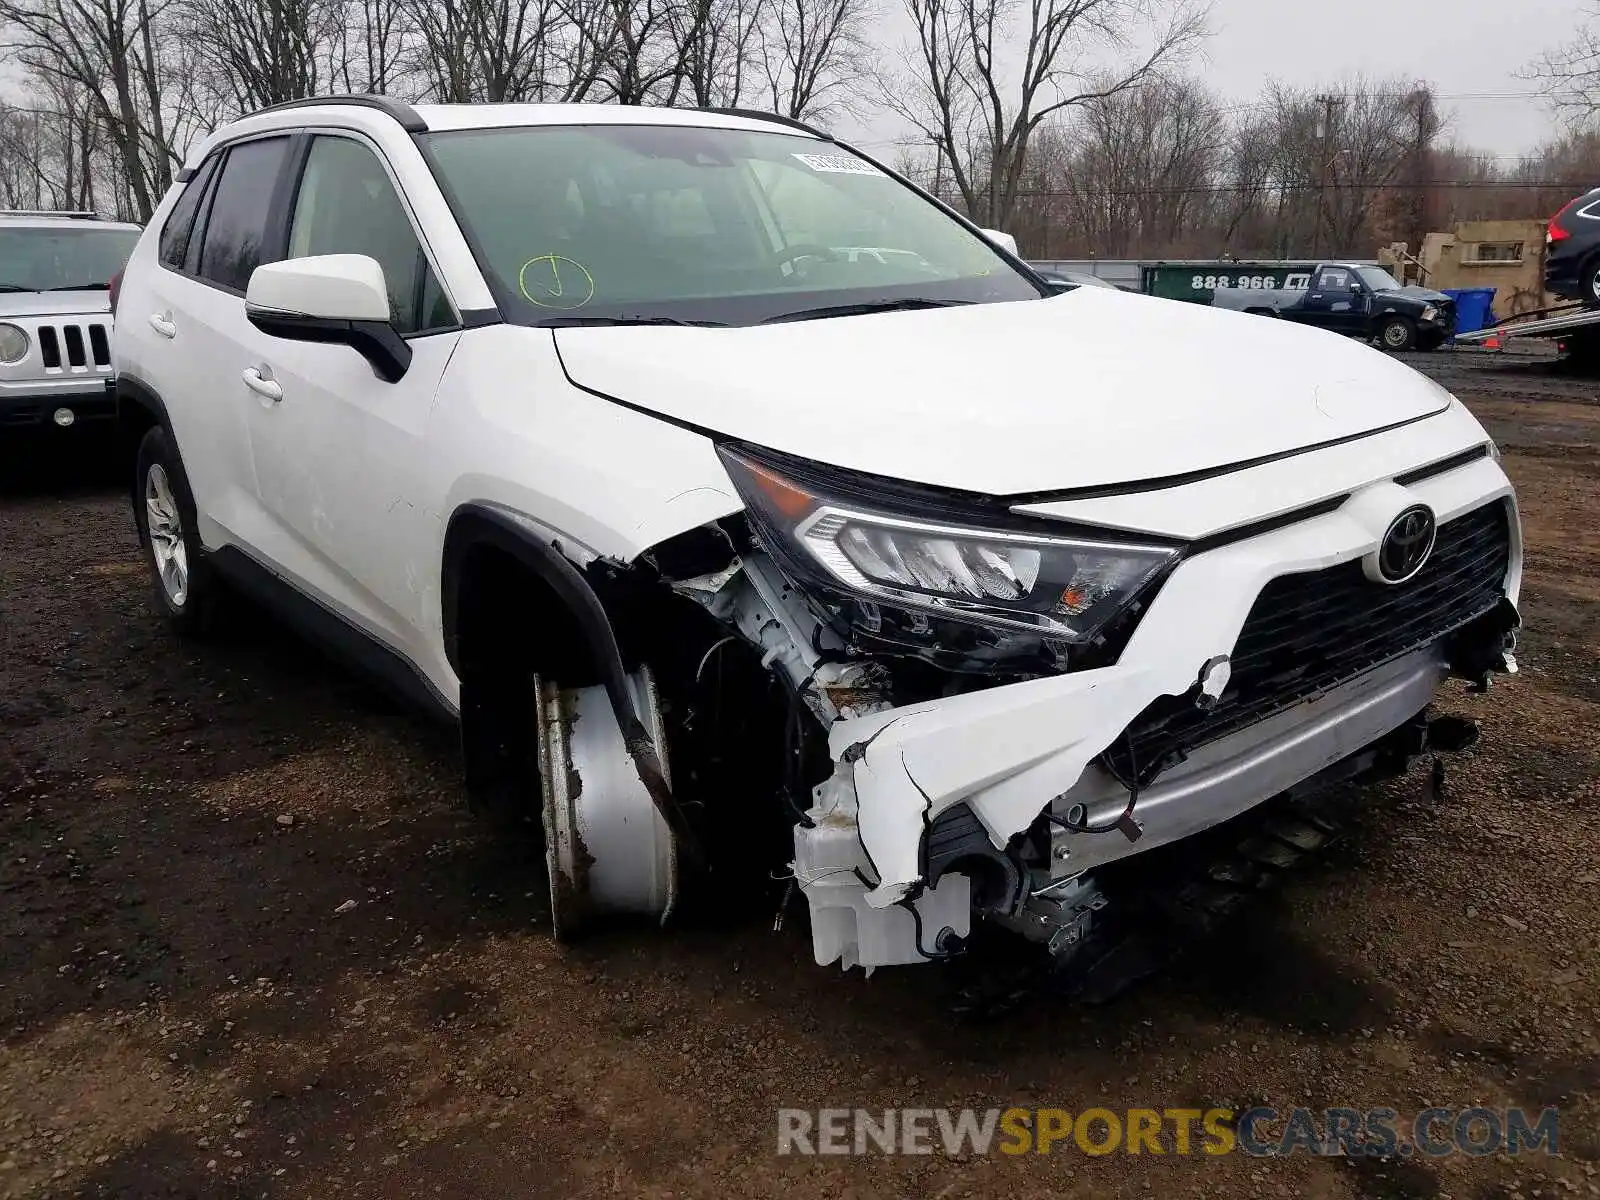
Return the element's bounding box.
[148,312,176,339]
[242,365,283,403]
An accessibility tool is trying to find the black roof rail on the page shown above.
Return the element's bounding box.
[699,107,829,139]
[250,94,427,133]
[0,209,99,220]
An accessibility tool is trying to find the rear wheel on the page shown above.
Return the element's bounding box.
[133,426,222,633]
[1378,316,1416,352]
[1587,260,1600,305]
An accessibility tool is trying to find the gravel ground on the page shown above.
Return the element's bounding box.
[1,349,1597,1199]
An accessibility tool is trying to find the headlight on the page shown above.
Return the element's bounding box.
[0,323,29,363]
[1421,305,1438,322]
[719,448,1178,646]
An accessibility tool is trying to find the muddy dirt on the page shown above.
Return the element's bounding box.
[2,351,1598,1199]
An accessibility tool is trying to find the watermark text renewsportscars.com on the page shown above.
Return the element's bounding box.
[777,1106,1559,1158]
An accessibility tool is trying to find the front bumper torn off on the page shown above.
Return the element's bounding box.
[823,664,1167,909]
[814,470,1520,918]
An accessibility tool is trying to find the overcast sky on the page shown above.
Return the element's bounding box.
[842,0,1577,160]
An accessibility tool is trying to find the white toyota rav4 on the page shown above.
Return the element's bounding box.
[114,96,1522,975]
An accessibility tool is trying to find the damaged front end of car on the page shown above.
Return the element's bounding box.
[534,441,1521,976]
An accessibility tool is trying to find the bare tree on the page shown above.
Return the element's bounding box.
[1523,2,1600,128]
[0,0,187,217]
[404,0,567,102]
[1057,76,1224,256]
[0,100,68,208]
[1214,108,1275,249]
[664,0,766,107]
[755,0,870,120]
[1314,81,1425,254]
[586,0,688,104]
[177,0,345,116]
[887,0,1207,229]
[331,0,415,95]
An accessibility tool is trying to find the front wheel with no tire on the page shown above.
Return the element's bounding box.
[133,426,222,633]
[1378,316,1416,352]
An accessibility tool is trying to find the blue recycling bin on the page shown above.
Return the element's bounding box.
[1441,287,1496,337]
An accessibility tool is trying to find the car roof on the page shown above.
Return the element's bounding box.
[226,99,825,139]
[185,100,833,178]
[0,213,141,232]
[411,103,823,136]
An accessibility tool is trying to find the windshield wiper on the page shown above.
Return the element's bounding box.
[760,297,971,324]
[44,282,110,291]
[0,284,35,293]
[536,314,728,328]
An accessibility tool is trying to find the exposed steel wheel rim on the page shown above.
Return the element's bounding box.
[145,463,188,608]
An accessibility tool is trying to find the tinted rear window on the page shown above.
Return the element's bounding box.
[198,137,290,292]
[159,155,221,271]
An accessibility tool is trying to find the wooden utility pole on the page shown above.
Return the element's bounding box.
[1313,93,1339,258]
[1404,85,1439,254]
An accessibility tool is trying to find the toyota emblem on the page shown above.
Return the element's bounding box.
[1376,505,1437,584]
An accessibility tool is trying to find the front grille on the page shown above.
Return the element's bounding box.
[34,322,110,371]
[1103,501,1512,782]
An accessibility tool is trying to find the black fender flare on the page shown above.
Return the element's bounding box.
[441,502,701,861]
[116,373,173,435]
[116,375,183,543]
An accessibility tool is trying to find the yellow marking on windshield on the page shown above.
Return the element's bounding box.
[518,255,596,310]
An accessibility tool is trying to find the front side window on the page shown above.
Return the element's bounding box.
[198,136,291,292]
[0,226,140,293]
[1319,268,1353,292]
[422,124,1040,325]
[287,136,452,335]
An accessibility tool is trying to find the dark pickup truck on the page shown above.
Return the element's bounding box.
[1211,263,1455,352]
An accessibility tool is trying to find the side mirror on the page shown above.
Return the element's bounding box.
[245,254,411,383]
[979,228,1019,256]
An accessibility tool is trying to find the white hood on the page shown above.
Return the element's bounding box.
[6,291,113,317]
[554,288,1451,496]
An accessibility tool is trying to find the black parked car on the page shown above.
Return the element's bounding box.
[1211,263,1455,351]
[1545,187,1600,305]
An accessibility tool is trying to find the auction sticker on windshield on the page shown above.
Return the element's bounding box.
[793,153,882,176]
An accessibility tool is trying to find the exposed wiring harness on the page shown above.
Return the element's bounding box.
[1049,727,1145,843]
[777,669,818,828]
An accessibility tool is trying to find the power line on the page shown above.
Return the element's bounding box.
[1213,90,1551,117]
[998,180,1589,199]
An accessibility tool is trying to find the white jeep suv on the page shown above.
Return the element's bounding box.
[0,211,140,433]
[114,96,1521,975]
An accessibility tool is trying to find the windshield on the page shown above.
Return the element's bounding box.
[423,124,1041,325]
[0,227,139,292]
[1356,267,1402,291]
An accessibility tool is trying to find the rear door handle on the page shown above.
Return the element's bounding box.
[148,313,176,339]
[242,366,283,403]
